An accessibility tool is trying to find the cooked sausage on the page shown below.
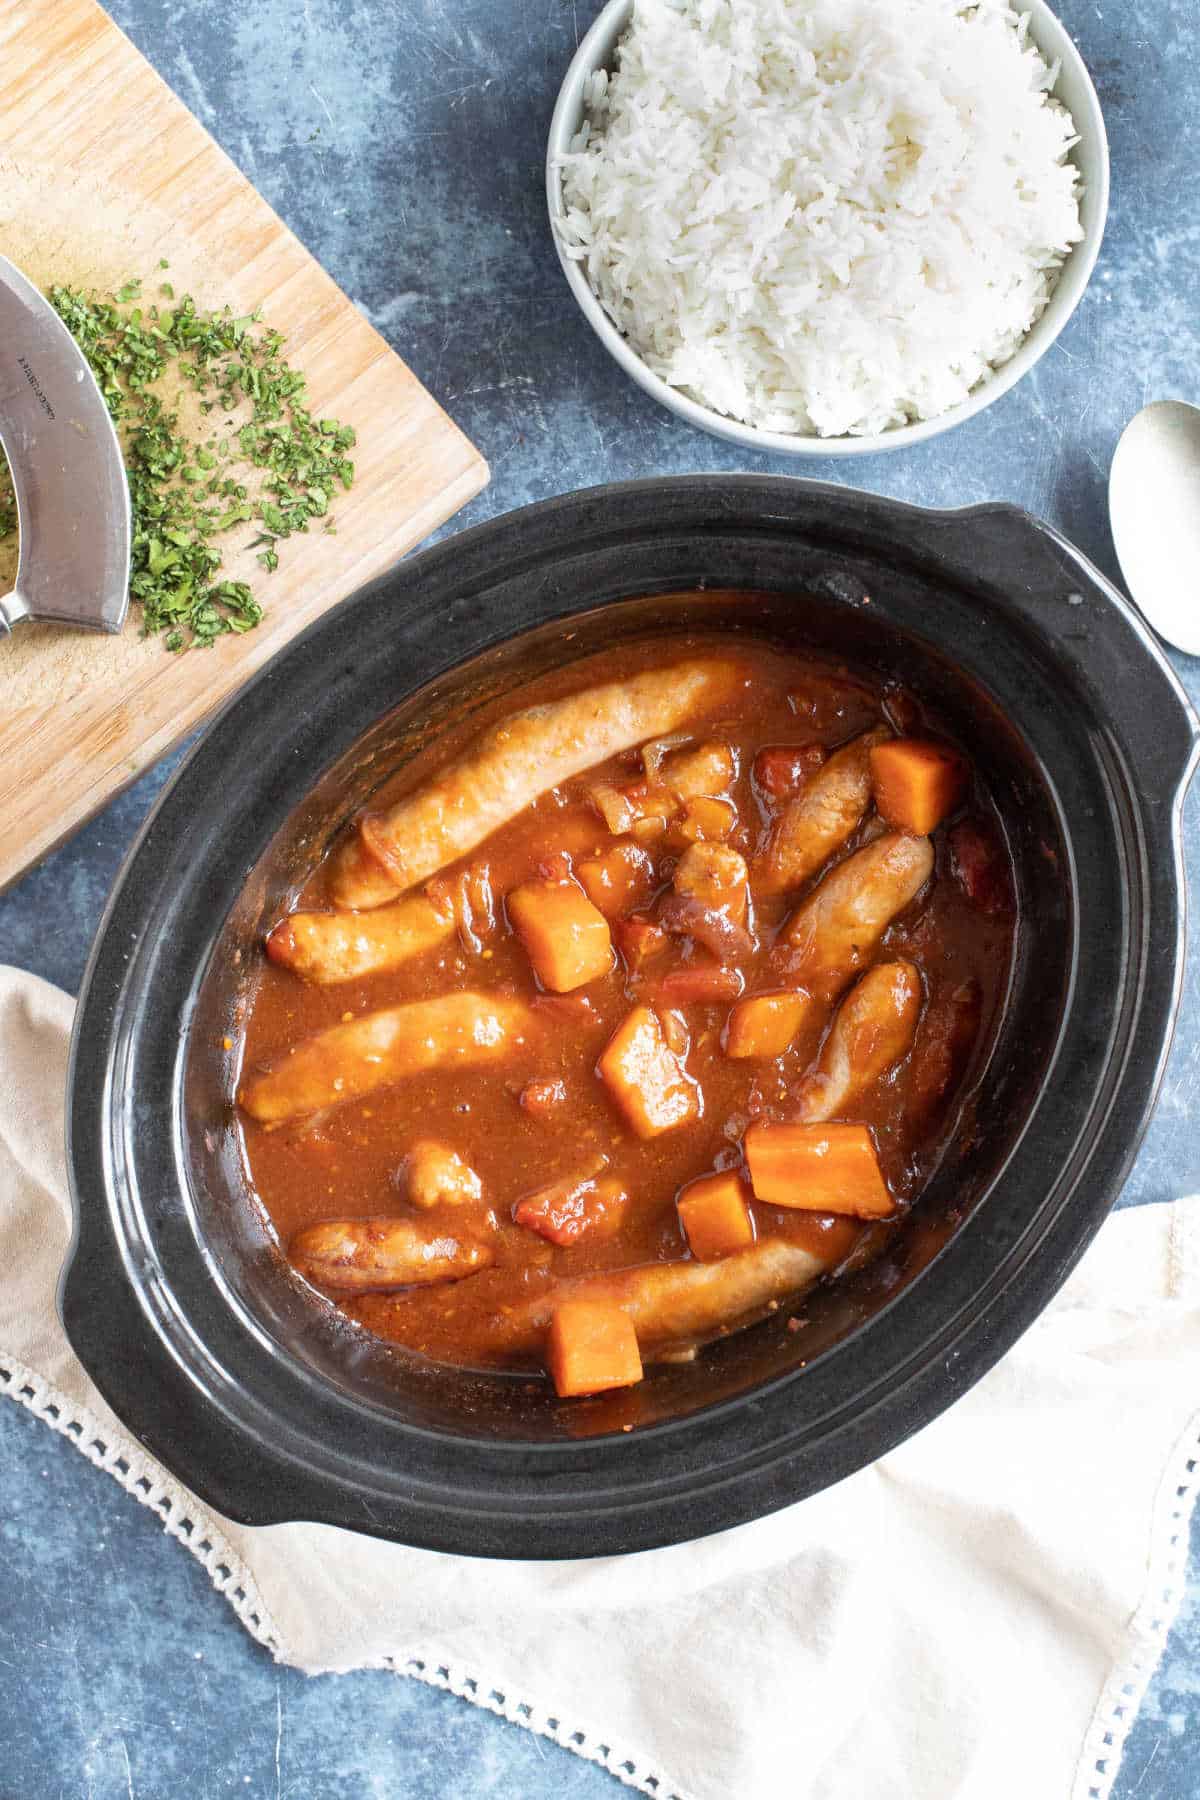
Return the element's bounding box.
[239,992,534,1123]
[792,960,922,1122]
[487,1238,831,1356]
[781,832,934,1000]
[330,658,745,909]
[291,1217,493,1293]
[755,727,890,895]
[265,892,456,984]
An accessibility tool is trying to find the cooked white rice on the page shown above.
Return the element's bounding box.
[556,0,1084,438]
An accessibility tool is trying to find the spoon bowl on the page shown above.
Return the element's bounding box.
[1110,400,1200,657]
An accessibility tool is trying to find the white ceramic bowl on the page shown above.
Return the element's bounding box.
[545,0,1110,457]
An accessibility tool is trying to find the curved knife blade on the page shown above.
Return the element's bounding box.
[0,254,131,634]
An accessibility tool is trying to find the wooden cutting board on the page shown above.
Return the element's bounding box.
[0,0,488,892]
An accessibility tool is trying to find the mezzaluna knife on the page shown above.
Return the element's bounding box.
[0,252,131,635]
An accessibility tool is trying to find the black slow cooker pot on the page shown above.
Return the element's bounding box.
[63,478,1199,1558]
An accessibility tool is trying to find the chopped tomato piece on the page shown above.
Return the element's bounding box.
[882,684,921,736]
[744,1121,895,1218]
[949,821,1013,915]
[677,1170,756,1259]
[547,1300,643,1397]
[752,744,826,799]
[655,963,745,1005]
[725,990,812,1058]
[598,1004,700,1138]
[576,841,657,918]
[515,1174,628,1247]
[613,915,669,970]
[907,980,982,1122]
[870,738,968,835]
[507,878,613,991]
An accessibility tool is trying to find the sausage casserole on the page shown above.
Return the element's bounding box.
[235,635,1014,1398]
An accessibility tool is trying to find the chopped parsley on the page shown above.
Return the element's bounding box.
[0,460,14,543]
[0,275,355,650]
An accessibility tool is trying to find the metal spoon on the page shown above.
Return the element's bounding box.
[1109,400,1200,657]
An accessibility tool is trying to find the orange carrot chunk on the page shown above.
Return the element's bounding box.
[677,1171,756,1260]
[547,1299,644,1396]
[869,738,967,835]
[507,878,613,992]
[724,990,813,1059]
[744,1121,895,1218]
[598,1004,700,1139]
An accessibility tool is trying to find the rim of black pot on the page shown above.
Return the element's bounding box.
[62,477,1199,1558]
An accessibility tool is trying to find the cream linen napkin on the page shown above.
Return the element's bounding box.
[3,963,1199,1800]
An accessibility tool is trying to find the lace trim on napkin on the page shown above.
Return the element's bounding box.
[0,1351,686,1800]
[7,1342,1197,1800]
[387,1654,688,1800]
[1074,1408,1200,1800]
[0,1354,283,1655]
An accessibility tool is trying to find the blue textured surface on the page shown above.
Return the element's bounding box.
[1,1,1198,1794]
